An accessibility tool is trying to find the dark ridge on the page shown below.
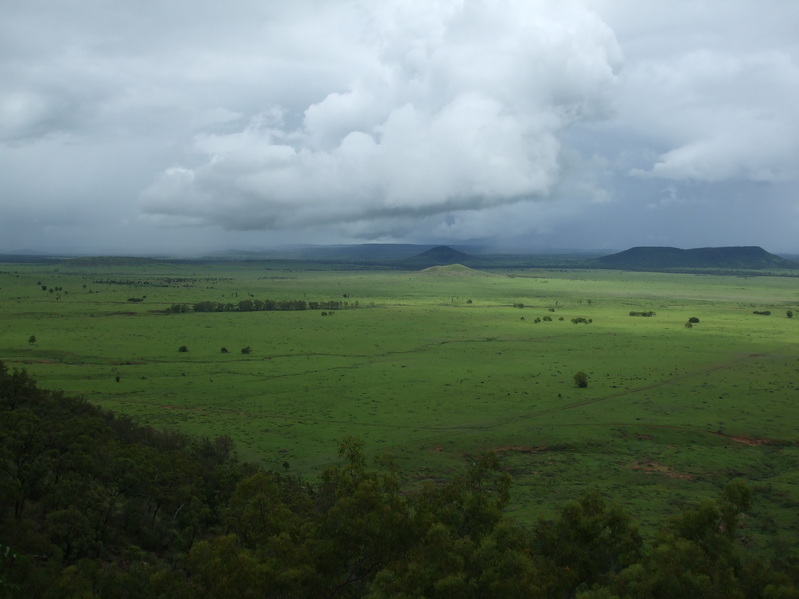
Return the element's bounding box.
[591,246,799,271]
[215,244,438,262]
[62,256,175,266]
[0,254,60,264]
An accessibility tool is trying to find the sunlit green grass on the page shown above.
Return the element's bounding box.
[1,261,797,548]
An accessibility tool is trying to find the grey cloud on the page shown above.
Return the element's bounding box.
[625,50,799,183]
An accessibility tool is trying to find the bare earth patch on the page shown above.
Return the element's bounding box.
[630,459,692,480]
[711,432,770,446]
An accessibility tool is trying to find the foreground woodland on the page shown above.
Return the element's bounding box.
[2,362,798,598]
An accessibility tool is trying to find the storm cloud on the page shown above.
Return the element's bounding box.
[1,0,798,253]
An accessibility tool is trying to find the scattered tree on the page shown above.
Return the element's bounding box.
[573,371,588,388]
[788,310,794,318]
[241,346,252,355]
[28,335,36,344]
[220,347,229,353]
[688,316,700,323]
[178,345,188,353]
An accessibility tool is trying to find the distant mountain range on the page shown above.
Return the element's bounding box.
[1,244,797,272]
[391,244,799,271]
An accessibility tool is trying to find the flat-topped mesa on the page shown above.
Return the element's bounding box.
[591,246,799,270]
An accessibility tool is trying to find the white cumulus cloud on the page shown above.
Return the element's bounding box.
[139,0,623,231]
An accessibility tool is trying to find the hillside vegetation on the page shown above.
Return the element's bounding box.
[2,363,799,598]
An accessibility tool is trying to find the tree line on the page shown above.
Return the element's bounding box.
[166,298,356,314]
[1,362,798,598]
[92,277,227,287]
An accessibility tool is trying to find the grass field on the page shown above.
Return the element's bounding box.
[1,260,798,550]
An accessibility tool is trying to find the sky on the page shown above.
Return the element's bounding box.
[1,0,798,256]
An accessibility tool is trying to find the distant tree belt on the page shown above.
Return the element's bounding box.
[165,298,358,313]
[92,277,230,286]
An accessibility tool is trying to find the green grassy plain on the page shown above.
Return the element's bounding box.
[1,261,798,549]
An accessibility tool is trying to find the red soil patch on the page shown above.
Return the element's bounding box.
[630,459,692,480]
[728,435,768,446]
[711,432,770,446]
